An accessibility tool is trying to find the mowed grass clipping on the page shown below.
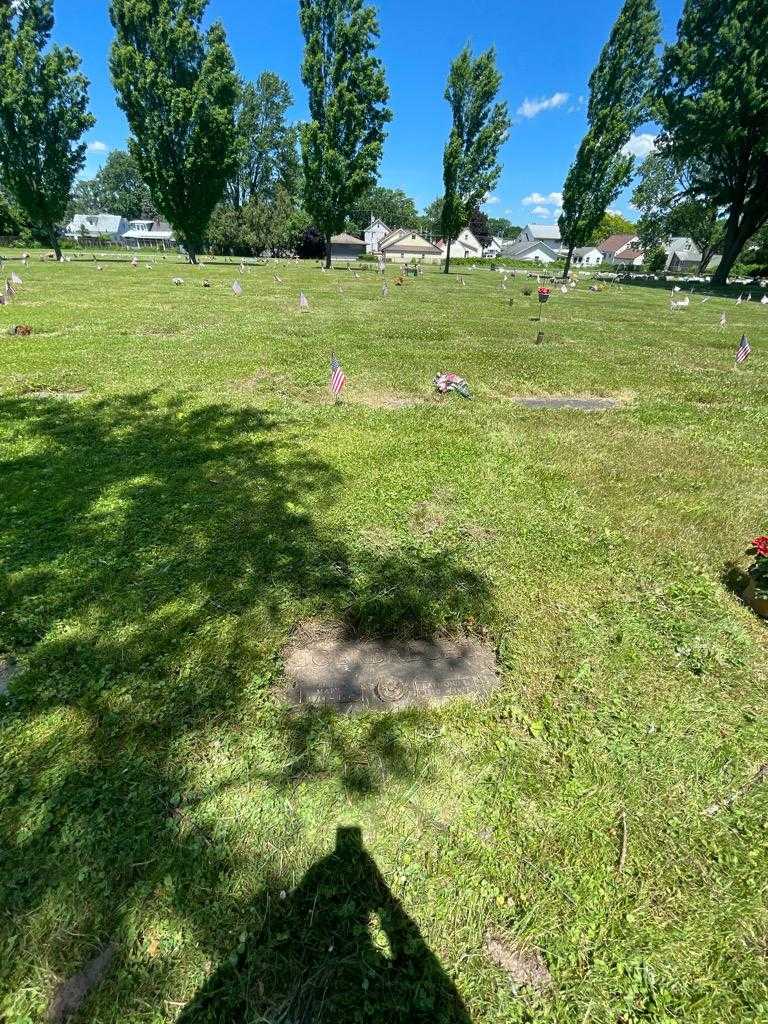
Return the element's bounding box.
[1,253,767,1024]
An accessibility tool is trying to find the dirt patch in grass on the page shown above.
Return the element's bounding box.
[484,932,553,994]
[25,388,88,401]
[0,656,19,695]
[47,944,115,1023]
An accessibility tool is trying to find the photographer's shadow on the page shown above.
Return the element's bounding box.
[180,826,471,1023]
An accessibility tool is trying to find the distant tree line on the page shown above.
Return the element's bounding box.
[0,0,766,276]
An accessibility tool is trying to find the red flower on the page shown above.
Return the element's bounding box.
[752,536,768,557]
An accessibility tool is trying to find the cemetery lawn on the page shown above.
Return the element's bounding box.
[1,253,767,1024]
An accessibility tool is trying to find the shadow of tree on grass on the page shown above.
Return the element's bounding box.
[0,391,492,1019]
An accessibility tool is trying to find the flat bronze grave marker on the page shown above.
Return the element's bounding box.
[510,395,619,412]
[284,636,499,713]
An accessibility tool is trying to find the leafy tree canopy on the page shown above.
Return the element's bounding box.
[440,45,510,272]
[558,0,660,276]
[586,210,637,244]
[347,185,419,235]
[227,71,300,209]
[0,0,94,257]
[656,0,768,283]
[299,0,390,266]
[109,0,239,262]
[486,216,519,239]
[68,149,157,221]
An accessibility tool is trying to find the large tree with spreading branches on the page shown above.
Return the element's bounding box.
[0,0,94,259]
[656,0,768,284]
[109,0,238,263]
[440,46,509,274]
[558,0,660,277]
[298,0,390,268]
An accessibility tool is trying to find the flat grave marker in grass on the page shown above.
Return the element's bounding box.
[284,629,499,712]
[508,395,621,411]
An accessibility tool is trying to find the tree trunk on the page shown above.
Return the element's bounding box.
[324,234,332,269]
[49,229,62,262]
[443,238,452,275]
[562,244,575,279]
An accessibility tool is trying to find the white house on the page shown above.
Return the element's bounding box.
[515,224,565,253]
[364,217,391,254]
[571,246,604,267]
[121,219,175,247]
[500,238,560,263]
[379,228,442,263]
[64,213,128,242]
[482,236,503,259]
[439,227,483,260]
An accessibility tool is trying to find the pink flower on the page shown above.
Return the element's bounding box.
[752,536,768,558]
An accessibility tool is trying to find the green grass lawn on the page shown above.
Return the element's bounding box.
[1,252,767,1023]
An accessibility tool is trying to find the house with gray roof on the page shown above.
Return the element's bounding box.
[515,223,565,253]
[664,237,702,272]
[501,238,561,263]
[64,213,128,242]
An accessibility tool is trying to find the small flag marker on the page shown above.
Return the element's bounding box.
[719,312,727,328]
[735,334,751,365]
[299,292,309,310]
[330,352,346,399]
[232,280,242,296]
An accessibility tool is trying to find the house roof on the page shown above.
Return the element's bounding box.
[380,229,441,255]
[330,232,365,245]
[366,217,390,233]
[67,213,125,235]
[524,223,561,240]
[573,246,602,256]
[598,233,636,254]
[502,238,560,259]
[614,249,644,262]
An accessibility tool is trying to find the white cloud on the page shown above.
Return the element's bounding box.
[522,191,563,208]
[530,205,551,217]
[484,195,501,206]
[621,132,656,158]
[516,92,569,119]
[87,140,109,153]
[607,208,623,216]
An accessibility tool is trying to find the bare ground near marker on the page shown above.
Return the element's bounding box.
[47,944,115,1023]
[484,931,553,994]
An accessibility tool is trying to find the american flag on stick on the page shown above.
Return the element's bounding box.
[330,353,346,398]
[735,334,751,365]
[299,291,309,310]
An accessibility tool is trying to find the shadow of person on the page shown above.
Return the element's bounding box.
[179,826,472,1023]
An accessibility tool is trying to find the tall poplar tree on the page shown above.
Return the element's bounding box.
[109,0,238,263]
[299,0,390,269]
[657,0,768,285]
[0,0,94,259]
[558,0,660,278]
[440,47,509,274]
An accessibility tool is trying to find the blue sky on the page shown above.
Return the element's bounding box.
[56,0,684,227]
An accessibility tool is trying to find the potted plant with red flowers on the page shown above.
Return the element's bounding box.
[745,536,768,618]
[536,286,551,322]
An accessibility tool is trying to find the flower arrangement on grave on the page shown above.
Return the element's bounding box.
[537,286,551,303]
[745,536,768,617]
